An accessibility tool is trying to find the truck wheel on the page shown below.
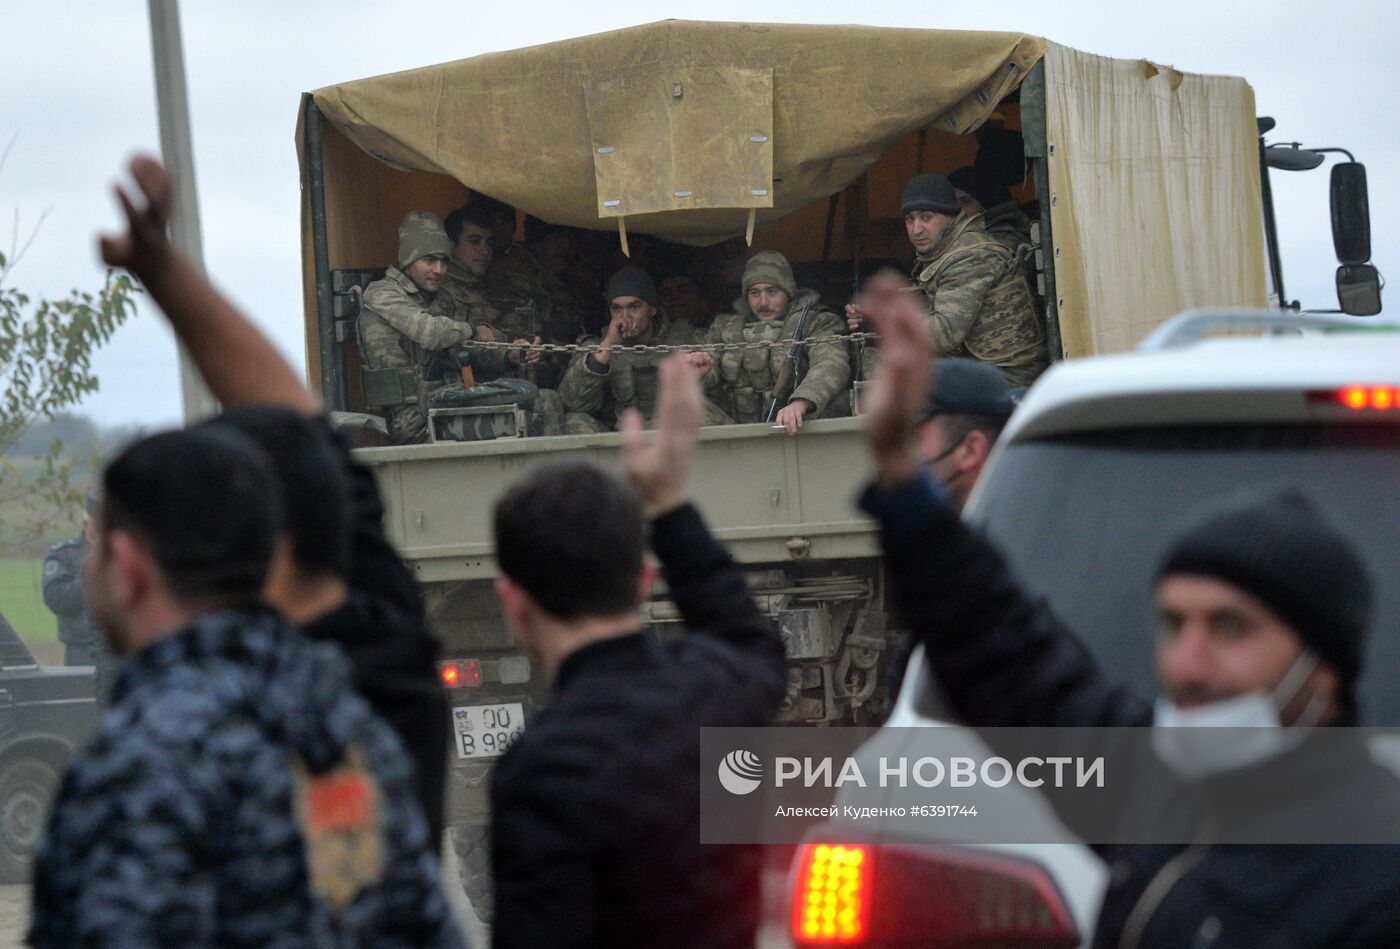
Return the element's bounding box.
[451,824,494,923]
[0,758,60,884]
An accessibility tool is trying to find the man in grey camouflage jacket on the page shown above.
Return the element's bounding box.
[705,251,850,434]
[852,174,1047,388]
[357,211,475,443]
[558,267,729,433]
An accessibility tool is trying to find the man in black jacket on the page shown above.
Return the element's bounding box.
[852,272,1400,948]
[488,356,787,948]
[98,155,449,842]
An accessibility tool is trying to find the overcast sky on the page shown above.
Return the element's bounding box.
[6,0,1395,428]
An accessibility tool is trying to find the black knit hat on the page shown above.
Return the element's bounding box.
[900,174,961,217]
[606,266,657,306]
[1156,490,1372,691]
[948,165,1011,211]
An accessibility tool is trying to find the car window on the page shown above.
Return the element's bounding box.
[969,422,1400,724]
[0,612,37,669]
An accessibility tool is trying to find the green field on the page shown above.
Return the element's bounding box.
[0,558,61,664]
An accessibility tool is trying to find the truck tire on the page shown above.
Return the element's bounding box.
[451,823,493,923]
[0,758,60,884]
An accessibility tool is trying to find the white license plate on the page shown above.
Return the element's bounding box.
[452,702,525,760]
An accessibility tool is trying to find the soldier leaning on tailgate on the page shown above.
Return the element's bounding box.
[558,266,731,434]
[357,211,475,444]
[704,250,851,434]
[849,174,1047,388]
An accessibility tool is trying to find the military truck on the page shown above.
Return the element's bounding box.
[296,21,1378,916]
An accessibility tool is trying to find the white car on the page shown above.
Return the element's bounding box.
[785,311,1400,947]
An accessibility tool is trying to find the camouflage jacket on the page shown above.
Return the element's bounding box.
[912,213,1048,388]
[704,289,851,423]
[484,245,582,389]
[434,259,520,380]
[981,200,1034,256]
[41,537,96,649]
[358,266,473,373]
[558,315,710,428]
[30,608,465,949]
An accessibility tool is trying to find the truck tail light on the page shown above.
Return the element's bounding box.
[1310,386,1400,411]
[791,844,869,944]
[790,841,1077,948]
[438,660,481,689]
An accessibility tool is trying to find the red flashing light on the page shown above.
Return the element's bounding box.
[1309,387,1400,411]
[438,660,482,689]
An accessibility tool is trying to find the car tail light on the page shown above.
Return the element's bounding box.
[438,660,481,689]
[792,844,869,943]
[1310,386,1400,411]
[790,841,1077,948]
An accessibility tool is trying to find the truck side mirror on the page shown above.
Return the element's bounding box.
[1331,163,1371,265]
[1336,264,1382,316]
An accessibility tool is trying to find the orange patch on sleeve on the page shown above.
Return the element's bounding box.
[304,773,374,833]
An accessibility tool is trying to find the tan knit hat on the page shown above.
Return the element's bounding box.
[741,250,797,297]
[398,211,452,267]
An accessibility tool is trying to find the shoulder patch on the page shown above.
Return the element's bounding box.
[291,744,386,912]
[43,559,61,578]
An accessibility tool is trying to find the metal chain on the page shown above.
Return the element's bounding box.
[462,331,879,357]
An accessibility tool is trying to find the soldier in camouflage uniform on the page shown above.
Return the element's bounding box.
[357,211,475,444]
[852,174,1046,388]
[558,267,730,433]
[484,216,585,390]
[439,204,563,435]
[705,251,850,434]
[30,428,464,948]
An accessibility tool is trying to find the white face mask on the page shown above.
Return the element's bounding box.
[1152,651,1327,780]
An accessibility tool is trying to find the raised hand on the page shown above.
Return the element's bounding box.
[99,155,174,280]
[856,271,934,487]
[621,354,703,518]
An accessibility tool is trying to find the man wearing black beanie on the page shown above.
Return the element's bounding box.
[558,266,730,432]
[853,274,1400,949]
[849,172,1046,388]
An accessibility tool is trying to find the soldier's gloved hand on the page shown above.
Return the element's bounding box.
[100,155,174,280]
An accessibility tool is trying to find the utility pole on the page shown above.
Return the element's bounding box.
[147,0,218,422]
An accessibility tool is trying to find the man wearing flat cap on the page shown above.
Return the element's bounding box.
[705,250,850,434]
[559,266,729,433]
[357,211,476,443]
[852,174,1046,388]
[915,357,1016,512]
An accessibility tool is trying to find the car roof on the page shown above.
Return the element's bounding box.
[1005,324,1400,443]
